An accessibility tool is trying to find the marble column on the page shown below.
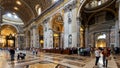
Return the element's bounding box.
[77,17,81,47]
[43,18,53,49]
[115,20,119,47]
[85,26,89,47]
[25,31,30,49]
[17,34,25,49]
[24,31,27,48]
[60,33,64,48]
[63,0,78,48]
[118,0,120,47]
[30,30,33,48]
[16,34,21,48]
[63,9,69,48]
[43,23,47,49]
[15,34,18,48]
[30,27,34,48]
[36,26,40,48]
[119,0,120,30]
[31,25,40,48]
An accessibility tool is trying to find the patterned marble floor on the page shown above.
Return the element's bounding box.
[0,50,118,68]
[114,54,120,68]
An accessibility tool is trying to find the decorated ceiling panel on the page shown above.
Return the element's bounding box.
[0,0,53,24]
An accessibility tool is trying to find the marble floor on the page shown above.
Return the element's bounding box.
[113,54,120,68]
[0,50,118,68]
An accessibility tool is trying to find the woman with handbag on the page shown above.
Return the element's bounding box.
[102,47,111,67]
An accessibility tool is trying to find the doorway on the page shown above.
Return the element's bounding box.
[95,33,106,47]
[6,34,15,47]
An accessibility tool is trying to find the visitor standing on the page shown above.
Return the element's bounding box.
[94,48,100,66]
[35,48,38,56]
[9,47,15,61]
[32,48,35,55]
[102,47,111,67]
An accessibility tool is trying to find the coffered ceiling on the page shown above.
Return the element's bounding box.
[0,0,52,25]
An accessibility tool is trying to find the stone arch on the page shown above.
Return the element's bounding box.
[76,0,88,47]
[77,0,88,19]
[26,30,31,48]
[51,13,64,48]
[1,23,19,33]
[77,0,116,19]
[87,8,117,24]
[38,24,44,48]
[0,24,18,35]
[51,13,64,32]
[0,24,18,48]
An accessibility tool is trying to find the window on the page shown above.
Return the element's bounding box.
[85,0,109,8]
[98,1,102,5]
[35,4,41,15]
[37,8,41,15]
[97,34,106,40]
[52,0,59,3]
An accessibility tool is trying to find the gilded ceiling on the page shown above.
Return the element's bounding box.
[0,25,17,36]
[0,0,52,24]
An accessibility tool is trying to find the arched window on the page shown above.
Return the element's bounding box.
[35,4,41,15]
[85,0,109,8]
[52,0,59,4]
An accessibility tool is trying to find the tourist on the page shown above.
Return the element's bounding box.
[102,47,111,67]
[17,52,26,60]
[9,47,15,61]
[35,48,38,56]
[32,48,36,55]
[94,48,100,66]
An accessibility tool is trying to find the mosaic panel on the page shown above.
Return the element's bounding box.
[24,61,70,68]
[8,58,39,64]
[64,61,85,67]
[55,64,70,68]
[114,55,120,68]
[50,57,63,61]
[46,53,62,57]
[63,56,85,61]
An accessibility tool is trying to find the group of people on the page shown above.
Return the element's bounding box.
[95,47,111,68]
[8,47,39,61]
[32,48,39,56]
[7,46,112,68]
[9,47,26,61]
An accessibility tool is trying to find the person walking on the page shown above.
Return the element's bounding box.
[102,47,111,67]
[32,48,35,55]
[9,47,15,61]
[94,48,100,67]
[35,48,38,56]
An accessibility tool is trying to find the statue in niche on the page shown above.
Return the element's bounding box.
[20,36,24,43]
[55,15,63,23]
[45,26,47,31]
[68,34,72,45]
[68,12,72,24]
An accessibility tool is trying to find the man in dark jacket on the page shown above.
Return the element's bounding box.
[9,47,15,61]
